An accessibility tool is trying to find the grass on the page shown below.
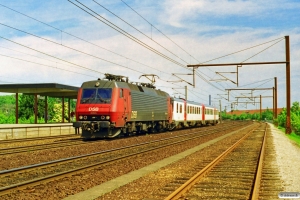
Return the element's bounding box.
[287,132,300,147]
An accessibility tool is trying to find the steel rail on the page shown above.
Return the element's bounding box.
[0,134,79,144]
[165,126,257,200]
[0,138,86,155]
[251,124,267,199]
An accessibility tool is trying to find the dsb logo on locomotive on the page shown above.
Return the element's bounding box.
[88,107,99,111]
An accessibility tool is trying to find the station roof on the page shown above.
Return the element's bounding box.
[0,83,79,99]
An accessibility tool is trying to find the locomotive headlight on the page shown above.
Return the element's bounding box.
[106,116,110,120]
[101,115,105,120]
[79,116,83,120]
[83,116,87,120]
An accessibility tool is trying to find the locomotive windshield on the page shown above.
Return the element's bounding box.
[81,88,112,104]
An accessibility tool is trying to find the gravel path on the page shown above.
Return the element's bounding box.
[269,123,300,193]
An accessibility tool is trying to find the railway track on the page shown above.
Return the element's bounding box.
[0,138,91,155]
[0,134,80,145]
[163,123,268,200]
[0,122,244,156]
[0,122,251,196]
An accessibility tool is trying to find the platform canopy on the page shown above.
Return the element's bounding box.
[0,83,80,124]
[0,83,79,98]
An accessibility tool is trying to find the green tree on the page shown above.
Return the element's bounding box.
[262,108,273,120]
[0,94,16,115]
[19,95,45,119]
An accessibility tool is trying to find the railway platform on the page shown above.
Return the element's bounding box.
[0,123,80,140]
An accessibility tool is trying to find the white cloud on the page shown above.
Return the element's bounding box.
[161,0,300,28]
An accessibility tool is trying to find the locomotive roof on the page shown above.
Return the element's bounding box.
[81,79,169,97]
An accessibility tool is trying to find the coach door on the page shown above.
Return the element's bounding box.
[202,105,205,121]
[184,101,187,121]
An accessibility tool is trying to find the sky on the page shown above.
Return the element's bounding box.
[0,0,299,111]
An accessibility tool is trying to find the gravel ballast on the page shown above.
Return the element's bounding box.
[269,124,300,193]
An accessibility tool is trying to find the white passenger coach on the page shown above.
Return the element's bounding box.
[171,97,219,128]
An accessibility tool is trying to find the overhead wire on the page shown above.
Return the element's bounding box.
[0,53,98,78]
[0,45,87,72]
[120,0,199,63]
[0,3,169,75]
[0,22,148,75]
[119,0,226,86]
[121,1,229,92]
[0,30,184,93]
[200,36,285,64]
[0,35,104,75]
[68,0,189,70]
[241,38,285,63]
[238,78,274,88]
[93,0,189,65]
[1,1,221,97]
[0,2,284,108]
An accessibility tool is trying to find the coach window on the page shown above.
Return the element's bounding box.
[180,104,182,113]
[176,103,178,113]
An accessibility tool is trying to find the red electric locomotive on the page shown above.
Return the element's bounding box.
[73,74,173,139]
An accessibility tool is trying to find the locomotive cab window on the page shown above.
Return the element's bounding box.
[81,88,112,104]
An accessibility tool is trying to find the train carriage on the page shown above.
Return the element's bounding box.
[171,98,219,129]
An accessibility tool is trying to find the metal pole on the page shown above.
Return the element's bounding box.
[237,65,239,87]
[275,77,278,120]
[219,100,222,123]
[15,93,18,124]
[285,36,291,134]
[45,96,48,123]
[68,98,71,123]
[193,67,195,88]
[62,97,65,123]
[34,94,38,124]
[260,95,262,121]
[273,87,275,120]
